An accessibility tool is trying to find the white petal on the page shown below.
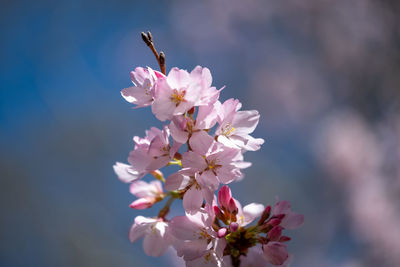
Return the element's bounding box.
[143,229,169,256]
[128,216,155,242]
[242,203,265,226]
[113,162,143,183]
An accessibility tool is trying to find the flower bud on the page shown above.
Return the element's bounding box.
[257,205,271,225]
[267,226,283,241]
[229,222,239,232]
[159,51,165,65]
[141,32,151,46]
[217,227,228,238]
[214,205,225,221]
[218,186,232,210]
[228,198,238,215]
[129,198,153,210]
[268,218,282,227]
[279,236,291,242]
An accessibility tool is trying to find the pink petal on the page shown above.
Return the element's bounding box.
[216,165,239,184]
[281,213,304,230]
[142,222,170,256]
[189,131,214,155]
[218,98,241,123]
[121,86,152,107]
[169,120,189,144]
[197,170,219,191]
[196,103,219,130]
[183,186,204,214]
[218,185,232,209]
[129,180,158,198]
[151,84,176,121]
[167,67,190,89]
[169,216,202,240]
[182,151,208,170]
[232,110,260,135]
[145,155,171,171]
[165,168,193,191]
[262,242,289,266]
[273,201,292,215]
[267,226,283,241]
[127,149,151,171]
[242,135,265,151]
[113,162,143,183]
[128,216,156,242]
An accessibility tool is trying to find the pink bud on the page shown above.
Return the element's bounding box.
[267,226,283,241]
[268,218,282,227]
[279,236,291,242]
[214,205,225,221]
[129,198,153,209]
[258,205,271,225]
[217,228,228,238]
[218,186,232,209]
[228,198,238,215]
[229,222,239,232]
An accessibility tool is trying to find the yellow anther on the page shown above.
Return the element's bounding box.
[170,89,186,104]
[221,123,235,136]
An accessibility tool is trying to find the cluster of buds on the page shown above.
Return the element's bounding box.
[113,32,304,267]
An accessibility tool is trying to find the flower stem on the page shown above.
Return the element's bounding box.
[141,31,166,75]
[231,255,241,267]
[158,196,175,219]
[167,160,182,167]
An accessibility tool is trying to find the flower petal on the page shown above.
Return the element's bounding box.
[262,242,289,266]
[113,162,144,183]
[242,203,265,226]
[183,186,204,214]
[182,151,208,170]
[189,131,214,156]
[165,168,193,191]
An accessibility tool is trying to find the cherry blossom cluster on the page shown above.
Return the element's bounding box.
[114,33,303,267]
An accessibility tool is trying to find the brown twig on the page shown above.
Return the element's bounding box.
[141,31,166,75]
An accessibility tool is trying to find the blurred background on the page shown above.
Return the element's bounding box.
[1,0,400,266]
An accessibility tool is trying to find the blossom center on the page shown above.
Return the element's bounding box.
[171,89,186,105]
[221,123,235,136]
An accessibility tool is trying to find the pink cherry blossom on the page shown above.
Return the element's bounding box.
[216,186,265,227]
[127,126,178,178]
[129,216,171,257]
[121,67,164,108]
[129,180,164,210]
[169,209,221,261]
[190,66,222,106]
[169,101,220,144]
[184,238,226,267]
[273,200,304,230]
[216,98,265,151]
[151,66,220,121]
[182,131,251,186]
[115,42,303,265]
[165,168,214,214]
